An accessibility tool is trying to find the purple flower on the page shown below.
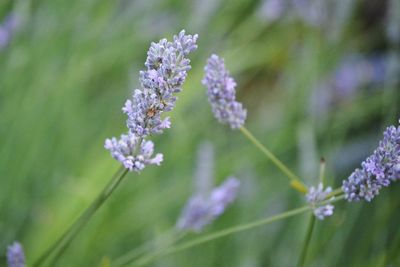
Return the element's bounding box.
[177,177,240,232]
[202,54,247,129]
[176,195,212,232]
[209,177,240,216]
[0,14,20,50]
[311,54,388,118]
[342,121,400,202]
[258,0,288,23]
[124,30,198,137]
[306,183,334,220]
[7,242,26,267]
[104,133,163,172]
[105,30,198,171]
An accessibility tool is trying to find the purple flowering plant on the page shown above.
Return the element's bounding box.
[5,24,400,267]
[176,142,240,232]
[109,53,399,267]
[21,30,199,267]
[7,242,25,267]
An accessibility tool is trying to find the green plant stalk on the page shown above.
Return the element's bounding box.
[326,187,343,199]
[319,158,326,184]
[33,166,128,267]
[134,195,346,266]
[134,206,312,266]
[297,214,316,267]
[112,231,187,267]
[239,126,308,193]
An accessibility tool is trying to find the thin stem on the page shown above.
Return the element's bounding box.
[239,126,307,193]
[319,158,326,184]
[33,166,129,267]
[133,196,346,266]
[134,205,313,266]
[326,187,343,199]
[297,214,316,267]
[112,230,186,267]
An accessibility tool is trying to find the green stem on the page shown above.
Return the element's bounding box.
[112,230,186,267]
[135,205,312,266]
[326,187,343,199]
[239,126,307,193]
[33,166,129,267]
[133,195,346,266]
[297,214,316,267]
[319,158,326,184]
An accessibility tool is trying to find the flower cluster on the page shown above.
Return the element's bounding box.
[124,30,198,137]
[105,30,198,171]
[342,122,400,202]
[7,242,26,267]
[177,177,240,232]
[202,54,247,129]
[306,183,334,220]
[104,134,163,172]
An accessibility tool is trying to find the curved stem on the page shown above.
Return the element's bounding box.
[33,166,128,267]
[239,126,307,193]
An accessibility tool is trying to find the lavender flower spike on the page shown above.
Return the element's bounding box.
[306,183,334,220]
[202,54,247,129]
[7,242,26,267]
[342,121,400,202]
[209,177,240,216]
[177,177,240,232]
[176,195,213,232]
[104,133,163,172]
[105,30,197,171]
[124,30,198,137]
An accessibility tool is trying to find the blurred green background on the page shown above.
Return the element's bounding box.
[1,0,400,266]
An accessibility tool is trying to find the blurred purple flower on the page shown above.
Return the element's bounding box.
[311,54,388,117]
[257,0,355,41]
[0,14,20,50]
[335,55,386,95]
[306,183,334,220]
[176,195,212,232]
[209,177,241,216]
[292,0,328,28]
[258,0,288,23]
[342,121,400,202]
[292,0,355,40]
[202,54,247,129]
[177,177,240,232]
[7,242,26,267]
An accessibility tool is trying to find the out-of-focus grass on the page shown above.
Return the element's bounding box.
[1,0,399,266]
